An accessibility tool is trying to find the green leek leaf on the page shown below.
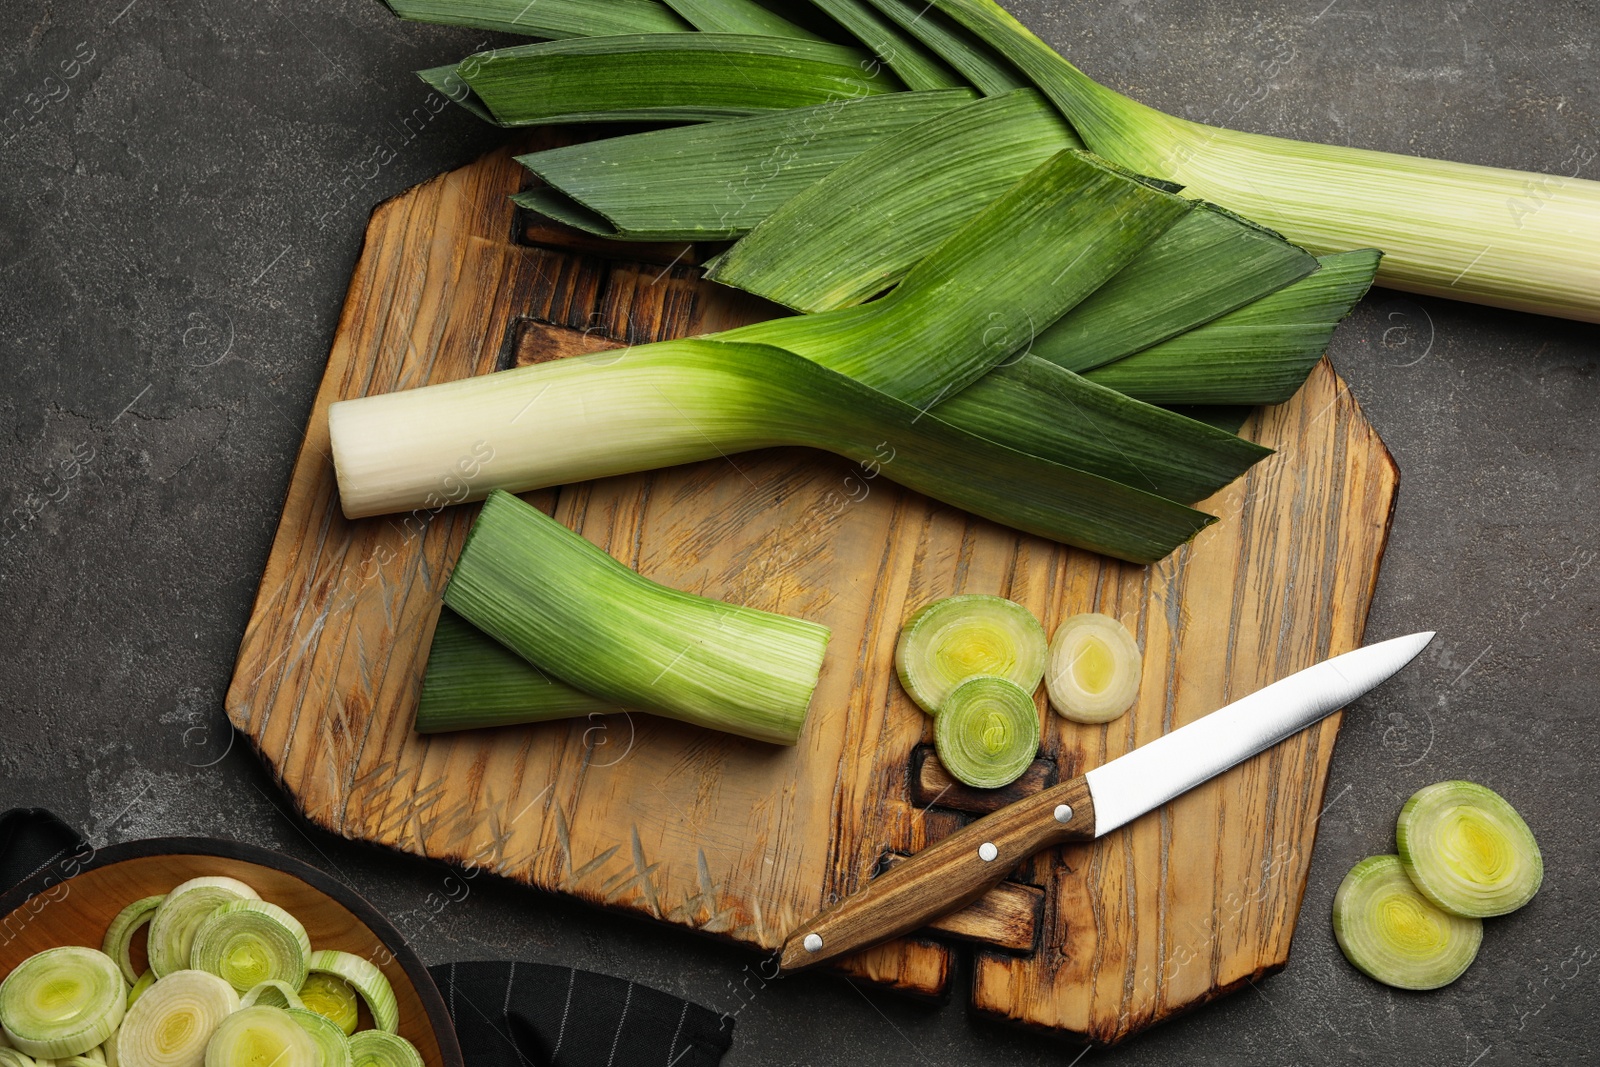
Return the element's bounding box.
[380,0,691,37]
[514,89,975,240]
[722,148,1192,407]
[861,0,1023,94]
[804,0,964,90]
[454,34,901,126]
[1084,249,1380,405]
[706,89,1079,311]
[662,0,824,39]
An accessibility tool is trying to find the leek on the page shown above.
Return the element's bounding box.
[101,897,164,986]
[114,971,239,1067]
[1083,250,1381,406]
[347,1032,423,1067]
[0,949,125,1060]
[202,1007,317,1067]
[803,0,963,90]
[933,676,1040,789]
[706,89,1079,311]
[443,490,830,745]
[295,976,358,1037]
[660,0,824,40]
[449,34,900,127]
[417,608,623,733]
[894,596,1045,716]
[1044,613,1141,723]
[190,901,310,993]
[921,0,1600,322]
[238,981,303,1011]
[379,0,691,37]
[513,89,974,240]
[1396,781,1542,919]
[124,974,154,1011]
[145,878,259,979]
[1332,855,1481,991]
[305,953,397,1035]
[285,1009,352,1067]
[861,0,1021,95]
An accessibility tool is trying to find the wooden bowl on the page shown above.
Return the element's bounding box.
[0,836,463,1067]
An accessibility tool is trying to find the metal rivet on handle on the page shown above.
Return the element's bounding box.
[803,933,823,953]
[1054,804,1074,824]
[978,842,998,862]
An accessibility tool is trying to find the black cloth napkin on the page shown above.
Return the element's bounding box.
[0,809,734,1067]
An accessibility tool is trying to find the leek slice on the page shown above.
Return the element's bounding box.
[124,973,154,1011]
[0,948,125,1060]
[443,490,831,746]
[306,954,397,1036]
[1045,613,1141,723]
[189,900,310,993]
[933,676,1040,789]
[102,896,164,985]
[115,970,238,1067]
[285,1010,351,1067]
[330,339,1215,563]
[661,0,824,40]
[895,595,1046,715]
[417,608,624,734]
[1031,203,1319,374]
[804,0,963,90]
[1084,250,1381,406]
[237,981,303,1011]
[1396,781,1543,918]
[452,34,899,127]
[933,355,1270,506]
[146,878,260,979]
[514,89,975,240]
[379,0,691,37]
[0,1051,33,1067]
[346,1032,423,1067]
[294,976,358,1038]
[1332,855,1481,990]
[861,0,1022,95]
[724,149,1190,407]
[706,89,1078,312]
[201,1007,316,1067]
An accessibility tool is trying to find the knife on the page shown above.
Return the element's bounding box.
[780,630,1435,971]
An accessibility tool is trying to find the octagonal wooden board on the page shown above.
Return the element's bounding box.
[226,134,1398,1045]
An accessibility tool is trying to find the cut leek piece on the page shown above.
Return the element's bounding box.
[895,595,1046,715]
[722,148,1191,408]
[0,948,125,1059]
[1332,855,1481,990]
[1396,781,1543,918]
[413,65,498,125]
[934,676,1041,789]
[862,0,1022,94]
[379,0,691,37]
[306,953,397,1036]
[115,970,239,1067]
[1045,613,1141,723]
[1031,203,1319,373]
[285,1010,351,1067]
[417,608,625,734]
[329,339,1216,563]
[443,491,830,745]
[295,976,358,1038]
[202,1007,316,1067]
[452,34,899,127]
[514,89,975,240]
[1084,250,1381,405]
[102,896,164,985]
[0,1052,31,1067]
[347,1031,423,1067]
[706,89,1079,312]
[661,0,824,39]
[804,0,963,90]
[189,900,310,993]
[124,973,154,1011]
[933,355,1270,505]
[238,981,303,1012]
[146,877,260,979]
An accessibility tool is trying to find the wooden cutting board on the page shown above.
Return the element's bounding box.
[226,135,1398,1045]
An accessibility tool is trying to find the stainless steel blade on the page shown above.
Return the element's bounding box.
[1084,631,1435,836]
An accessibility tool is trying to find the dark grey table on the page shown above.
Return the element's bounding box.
[2,1,1595,1063]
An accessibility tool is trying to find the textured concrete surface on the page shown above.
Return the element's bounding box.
[1,0,1595,1064]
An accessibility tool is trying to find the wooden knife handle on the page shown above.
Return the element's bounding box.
[780,776,1095,971]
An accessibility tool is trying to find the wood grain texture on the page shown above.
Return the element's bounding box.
[225,135,1399,1042]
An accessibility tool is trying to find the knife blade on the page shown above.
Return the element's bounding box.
[779,630,1434,971]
